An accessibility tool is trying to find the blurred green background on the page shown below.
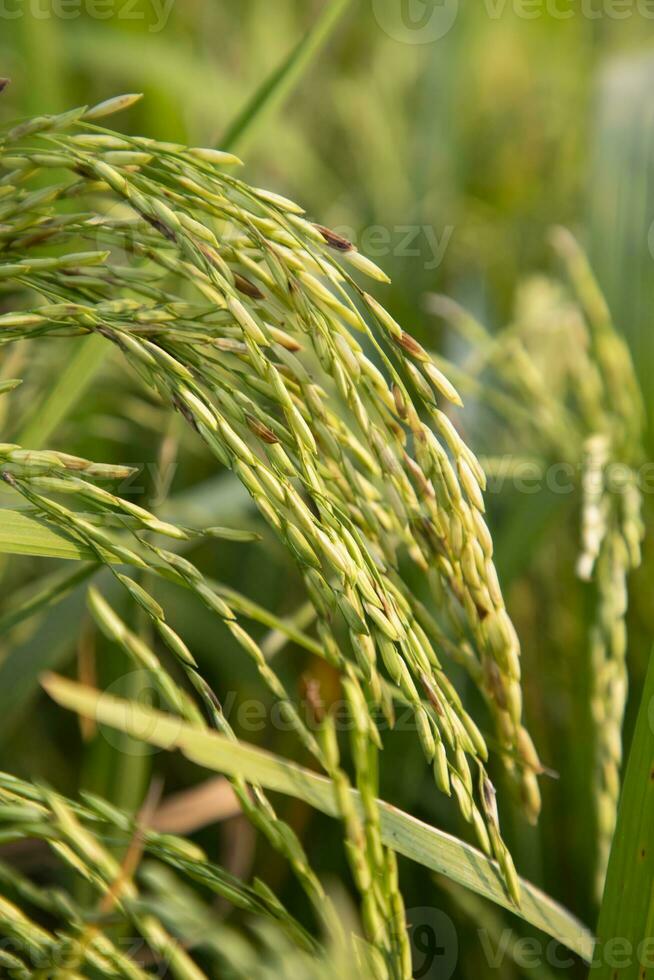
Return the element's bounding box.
[3,1,654,412]
[1,2,653,976]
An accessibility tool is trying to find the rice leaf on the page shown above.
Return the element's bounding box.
[43,673,595,963]
[0,509,97,561]
[221,0,351,151]
[593,648,654,979]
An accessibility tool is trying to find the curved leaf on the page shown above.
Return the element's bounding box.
[43,673,595,963]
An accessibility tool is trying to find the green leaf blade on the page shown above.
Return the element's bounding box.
[221,0,351,152]
[594,648,654,979]
[43,673,595,963]
[18,333,108,449]
[0,509,95,561]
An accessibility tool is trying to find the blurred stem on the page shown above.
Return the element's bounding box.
[17,334,109,450]
[18,14,67,114]
[262,600,317,660]
[220,0,351,152]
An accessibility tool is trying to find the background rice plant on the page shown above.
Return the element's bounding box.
[0,2,652,978]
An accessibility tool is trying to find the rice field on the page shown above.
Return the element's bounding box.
[0,4,652,978]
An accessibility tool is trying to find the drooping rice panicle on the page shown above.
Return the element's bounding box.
[552,230,645,898]
[430,230,645,900]
[0,99,542,967]
[0,772,319,976]
[3,465,406,974]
